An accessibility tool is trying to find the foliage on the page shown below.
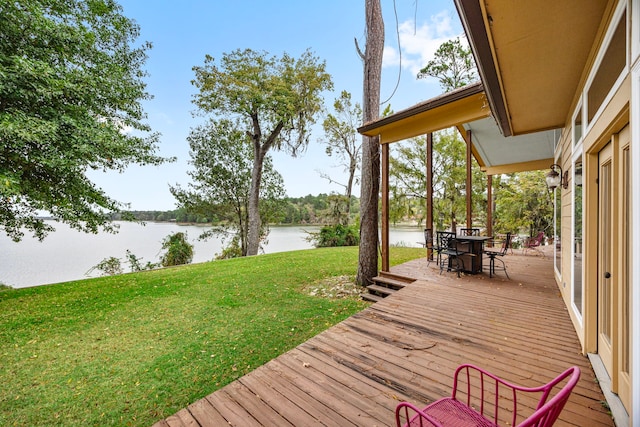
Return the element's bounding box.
[170,119,286,257]
[320,90,362,217]
[160,232,194,267]
[319,194,352,225]
[0,0,173,242]
[88,256,124,276]
[385,37,483,231]
[307,223,360,247]
[389,131,486,229]
[110,194,361,226]
[0,247,423,426]
[215,236,243,260]
[493,171,554,236]
[88,249,158,276]
[126,250,158,272]
[417,37,478,88]
[280,194,328,224]
[192,48,333,255]
[279,193,359,225]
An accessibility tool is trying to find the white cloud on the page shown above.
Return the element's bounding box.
[384,11,464,78]
[156,112,175,126]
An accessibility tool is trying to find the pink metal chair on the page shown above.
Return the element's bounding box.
[395,364,580,427]
[523,232,545,257]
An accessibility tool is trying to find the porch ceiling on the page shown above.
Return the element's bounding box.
[464,118,559,174]
[455,0,611,136]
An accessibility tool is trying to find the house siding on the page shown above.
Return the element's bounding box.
[555,0,635,423]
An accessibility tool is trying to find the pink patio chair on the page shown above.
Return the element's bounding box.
[395,364,580,427]
[523,232,545,257]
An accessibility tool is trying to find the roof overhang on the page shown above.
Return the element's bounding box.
[358,81,558,174]
[358,82,490,143]
[455,0,612,136]
[357,1,610,174]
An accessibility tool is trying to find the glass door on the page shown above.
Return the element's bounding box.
[597,143,614,374]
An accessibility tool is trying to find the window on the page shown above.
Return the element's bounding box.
[622,146,630,374]
[573,105,583,146]
[572,160,583,315]
[587,11,626,124]
[554,185,562,276]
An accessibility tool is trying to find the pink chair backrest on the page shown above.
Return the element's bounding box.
[518,366,581,427]
[527,232,544,248]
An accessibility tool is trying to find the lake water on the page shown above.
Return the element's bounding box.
[1,221,425,288]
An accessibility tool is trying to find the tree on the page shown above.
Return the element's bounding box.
[356,0,384,287]
[493,171,554,237]
[160,232,194,267]
[320,90,362,221]
[417,37,478,88]
[385,37,481,232]
[389,132,485,229]
[170,119,286,257]
[191,49,332,255]
[432,130,485,230]
[0,0,171,242]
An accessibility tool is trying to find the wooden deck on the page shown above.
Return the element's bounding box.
[153,248,613,426]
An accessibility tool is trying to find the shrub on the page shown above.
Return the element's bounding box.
[88,256,123,276]
[215,236,243,260]
[308,224,359,248]
[160,232,194,267]
[126,250,158,271]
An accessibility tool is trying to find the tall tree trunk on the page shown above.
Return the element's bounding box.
[356,0,384,286]
[247,145,266,256]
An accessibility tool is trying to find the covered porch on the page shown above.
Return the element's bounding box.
[358,82,559,273]
[154,249,613,426]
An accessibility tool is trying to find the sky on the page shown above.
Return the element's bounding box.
[91,0,465,211]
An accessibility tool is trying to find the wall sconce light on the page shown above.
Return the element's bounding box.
[546,164,568,190]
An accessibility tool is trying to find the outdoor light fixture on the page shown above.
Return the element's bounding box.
[546,164,568,190]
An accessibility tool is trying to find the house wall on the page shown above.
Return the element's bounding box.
[554,114,574,324]
[554,0,635,423]
[630,0,639,424]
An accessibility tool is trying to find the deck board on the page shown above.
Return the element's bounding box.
[153,248,614,426]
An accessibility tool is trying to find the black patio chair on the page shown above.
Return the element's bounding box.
[459,228,480,236]
[436,231,466,277]
[484,232,512,279]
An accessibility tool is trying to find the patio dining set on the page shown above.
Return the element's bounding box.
[425,228,513,279]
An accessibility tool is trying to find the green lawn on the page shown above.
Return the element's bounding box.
[0,246,423,426]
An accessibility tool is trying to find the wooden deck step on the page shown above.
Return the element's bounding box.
[361,293,383,303]
[362,272,417,301]
[372,276,409,289]
[377,271,415,284]
[366,283,397,297]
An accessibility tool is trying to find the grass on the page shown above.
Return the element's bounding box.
[0,246,424,426]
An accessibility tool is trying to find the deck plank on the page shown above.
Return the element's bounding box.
[153,248,614,426]
[186,397,228,427]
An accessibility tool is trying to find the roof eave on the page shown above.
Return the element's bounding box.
[358,81,485,137]
[454,0,512,137]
